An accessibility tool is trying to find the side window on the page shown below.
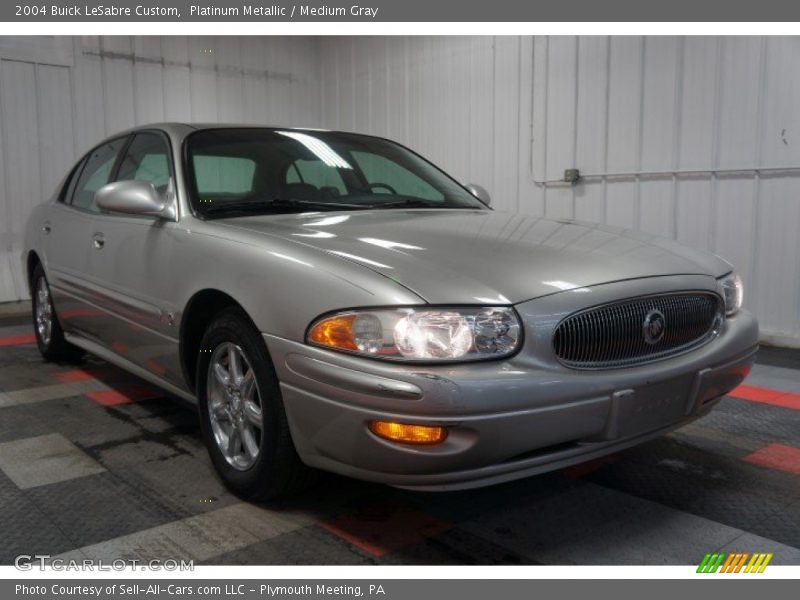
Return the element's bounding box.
[59,158,86,204]
[193,155,256,198]
[116,132,171,192]
[351,151,444,201]
[71,138,127,212]
[286,159,346,195]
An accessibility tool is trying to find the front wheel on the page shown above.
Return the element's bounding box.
[196,308,310,500]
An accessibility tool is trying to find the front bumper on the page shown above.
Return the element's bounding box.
[264,278,759,491]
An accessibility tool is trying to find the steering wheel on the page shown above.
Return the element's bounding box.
[367,182,397,195]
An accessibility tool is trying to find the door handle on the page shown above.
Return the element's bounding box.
[42,222,51,234]
[92,233,105,250]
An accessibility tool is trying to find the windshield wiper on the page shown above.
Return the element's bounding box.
[270,198,368,209]
[203,197,368,215]
[364,198,442,209]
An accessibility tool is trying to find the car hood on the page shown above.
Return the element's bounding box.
[216,209,731,304]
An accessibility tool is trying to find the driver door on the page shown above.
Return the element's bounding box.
[87,131,183,385]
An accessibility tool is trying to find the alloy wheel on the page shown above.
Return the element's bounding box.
[34,276,53,346]
[206,342,264,470]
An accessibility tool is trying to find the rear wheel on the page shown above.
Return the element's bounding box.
[31,264,83,362]
[196,308,310,500]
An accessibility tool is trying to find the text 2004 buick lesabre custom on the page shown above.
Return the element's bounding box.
[24,124,758,499]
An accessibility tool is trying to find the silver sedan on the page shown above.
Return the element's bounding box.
[23,124,759,499]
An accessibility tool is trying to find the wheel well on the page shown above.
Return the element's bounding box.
[26,251,41,293]
[180,289,249,393]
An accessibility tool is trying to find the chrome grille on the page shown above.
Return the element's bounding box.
[552,292,722,369]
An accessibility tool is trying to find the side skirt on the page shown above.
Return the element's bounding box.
[64,332,198,405]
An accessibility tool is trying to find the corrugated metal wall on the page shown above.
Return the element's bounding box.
[2,36,799,346]
[0,35,322,304]
[319,36,800,347]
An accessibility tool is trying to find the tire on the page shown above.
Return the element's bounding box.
[196,307,310,501]
[30,263,84,362]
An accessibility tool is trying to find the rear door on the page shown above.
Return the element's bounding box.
[87,131,183,384]
[45,137,128,339]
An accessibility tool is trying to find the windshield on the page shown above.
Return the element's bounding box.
[185,128,486,218]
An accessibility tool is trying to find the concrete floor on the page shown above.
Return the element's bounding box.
[0,310,798,566]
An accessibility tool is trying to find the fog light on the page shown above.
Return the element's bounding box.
[368,421,447,445]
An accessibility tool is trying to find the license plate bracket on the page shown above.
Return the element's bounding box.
[610,375,694,439]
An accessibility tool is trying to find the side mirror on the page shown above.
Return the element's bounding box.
[465,183,491,206]
[95,180,176,220]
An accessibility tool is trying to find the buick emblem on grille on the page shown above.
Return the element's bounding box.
[642,309,666,345]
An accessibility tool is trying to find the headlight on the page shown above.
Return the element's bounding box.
[719,272,743,316]
[307,307,522,362]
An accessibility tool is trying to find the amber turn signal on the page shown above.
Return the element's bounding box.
[308,314,359,351]
[368,421,447,445]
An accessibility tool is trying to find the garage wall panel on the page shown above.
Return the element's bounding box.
[604,181,638,229]
[101,37,136,134]
[0,60,41,300]
[543,37,577,187]
[71,37,105,154]
[606,37,644,175]
[573,182,605,224]
[675,178,714,252]
[0,35,323,304]
[717,38,764,169]
[132,37,166,125]
[36,64,75,197]
[386,37,408,141]
[215,37,245,123]
[492,36,524,213]
[0,70,9,299]
[678,37,718,170]
[161,37,192,122]
[282,39,321,127]
[188,37,218,122]
[639,178,675,238]
[575,37,609,177]
[761,38,800,167]
[752,176,800,337]
[641,37,681,173]
[241,39,269,125]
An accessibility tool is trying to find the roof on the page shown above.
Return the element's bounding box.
[110,122,333,137]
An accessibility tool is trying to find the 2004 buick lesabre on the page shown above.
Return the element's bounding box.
[23,124,759,499]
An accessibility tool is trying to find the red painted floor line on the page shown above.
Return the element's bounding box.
[742,443,800,476]
[85,385,163,406]
[0,333,36,347]
[54,369,97,383]
[729,384,800,411]
[52,366,118,383]
[321,502,451,557]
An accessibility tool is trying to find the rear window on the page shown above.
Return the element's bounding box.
[286,158,347,195]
